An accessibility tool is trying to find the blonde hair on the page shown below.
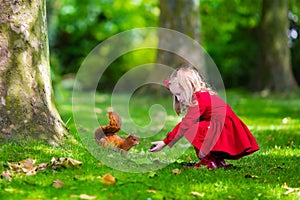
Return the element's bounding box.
[168,66,215,115]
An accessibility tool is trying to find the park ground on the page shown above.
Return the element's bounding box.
[0,85,299,200]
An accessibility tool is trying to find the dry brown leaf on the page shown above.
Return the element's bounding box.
[20,159,36,171]
[101,173,116,185]
[53,180,64,188]
[36,163,48,171]
[67,158,83,167]
[8,158,36,174]
[4,157,82,177]
[7,162,21,171]
[191,191,204,197]
[25,167,38,176]
[58,158,72,168]
[1,170,13,181]
[50,157,82,169]
[172,168,181,175]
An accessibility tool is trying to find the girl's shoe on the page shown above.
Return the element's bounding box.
[216,159,227,168]
[216,159,235,169]
[194,157,218,169]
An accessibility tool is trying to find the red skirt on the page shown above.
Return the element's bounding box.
[191,112,259,160]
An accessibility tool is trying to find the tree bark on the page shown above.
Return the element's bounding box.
[0,0,68,145]
[252,0,298,91]
[157,0,202,67]
[141,0,204,96]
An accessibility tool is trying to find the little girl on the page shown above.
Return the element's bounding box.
[149,66,259,169]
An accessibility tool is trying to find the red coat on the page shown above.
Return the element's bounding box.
[163,92,259,159]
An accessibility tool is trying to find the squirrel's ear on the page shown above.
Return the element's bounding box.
[130,132,135,136]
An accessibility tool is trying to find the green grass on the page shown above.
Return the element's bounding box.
[1,86,300,200]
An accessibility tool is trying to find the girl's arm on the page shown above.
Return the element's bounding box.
[163,104,204,147]
[163,122,182,146]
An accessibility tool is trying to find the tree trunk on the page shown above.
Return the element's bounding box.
[141,0,204,95]
[157,0,202,68]
[0,0,68,145]
[252,0,298,91]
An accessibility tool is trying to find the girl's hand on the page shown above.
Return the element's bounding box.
[149,141,166,152]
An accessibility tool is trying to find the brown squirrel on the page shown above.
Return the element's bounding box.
[94,112,140,151]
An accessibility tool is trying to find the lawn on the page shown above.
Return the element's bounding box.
[0,86,299,200]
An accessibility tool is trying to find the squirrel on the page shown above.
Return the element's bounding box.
[94,112,140,151]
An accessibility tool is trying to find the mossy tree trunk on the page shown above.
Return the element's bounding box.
[252,0,298,91]
[0,0,68,145]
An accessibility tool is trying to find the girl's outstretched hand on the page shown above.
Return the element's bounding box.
[149,141,166,152]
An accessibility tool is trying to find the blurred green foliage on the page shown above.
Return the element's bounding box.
[47,0,300,90]
[47,0,158,89]
[201,0,261,88]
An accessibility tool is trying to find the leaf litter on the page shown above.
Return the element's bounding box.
[282,182,300,196]
[1,157,82,180]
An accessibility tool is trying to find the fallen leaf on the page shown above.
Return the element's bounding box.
[4,157,82,177]
[26,167,38,176]
[282,182,300,195]
[36,162,48,171]
[172,168,181,175]
[1,170,13,181]
[101,173,116,185]
[50,157,82,169]
[70,194,97,199]
[245,174,259,179]
[19,159,36,171]
[67,158,83,167]
[53,180,64,188]
[7,162,20,171]
[147,190,157,193]
[8,158,36,174]
[191,191,204,197]
[79,194,97,199]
